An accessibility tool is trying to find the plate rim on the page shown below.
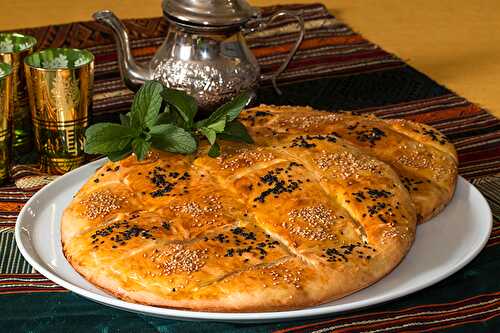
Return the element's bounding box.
[14,160,493,322]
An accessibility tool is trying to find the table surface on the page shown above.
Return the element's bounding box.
[1,0,499,119]
[0,3,499,332]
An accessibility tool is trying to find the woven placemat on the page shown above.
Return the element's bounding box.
[1,3,499,332]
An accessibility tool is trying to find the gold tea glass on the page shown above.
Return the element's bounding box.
[24,48,94,174]
[0,33,37,155]
[0,63,13,184]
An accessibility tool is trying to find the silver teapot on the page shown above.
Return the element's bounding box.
[94,0,305,111]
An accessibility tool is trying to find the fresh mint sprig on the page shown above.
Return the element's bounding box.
[84,81,254,161]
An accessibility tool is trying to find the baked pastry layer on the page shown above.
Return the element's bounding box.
[240,105,458,223]
[62,105,457,311]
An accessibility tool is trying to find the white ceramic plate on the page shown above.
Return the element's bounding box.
[15,159,492,323]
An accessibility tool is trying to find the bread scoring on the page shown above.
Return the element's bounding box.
[62,105,457,311]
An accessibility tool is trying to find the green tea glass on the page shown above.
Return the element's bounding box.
[0,33,37,155]
[0,63,12,184]
[25,48,94,175]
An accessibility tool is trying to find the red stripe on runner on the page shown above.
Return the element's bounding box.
[274,292,500,332]
[402,105,483,123]
[404,310,500,333]
[458,146,500,164]
[0,288,68,295]
[262,49,393,73]
[331,298,500,333]
[253,35,367,58]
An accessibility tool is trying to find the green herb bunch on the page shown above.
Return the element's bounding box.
[84,81,254,161]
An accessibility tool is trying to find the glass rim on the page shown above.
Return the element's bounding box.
[0,32,37,54]
[0,62,12,79]
[24,48,94,71]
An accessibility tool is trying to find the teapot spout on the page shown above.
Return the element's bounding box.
[93,10,151,91]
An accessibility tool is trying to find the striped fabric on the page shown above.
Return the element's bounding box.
[0,229,33,274]
[275,293,500,333]
[1,3,499,332]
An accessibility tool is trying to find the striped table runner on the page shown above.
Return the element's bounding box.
[1,3,499,332]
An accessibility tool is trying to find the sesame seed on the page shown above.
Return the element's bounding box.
[150,244,208,275]
[285,205,339,241]
[80,190,126,219]
[314,150,380,179]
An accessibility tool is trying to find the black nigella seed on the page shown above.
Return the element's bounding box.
[225,248,234,257]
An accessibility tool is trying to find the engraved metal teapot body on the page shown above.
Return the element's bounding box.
[93,0,304,110]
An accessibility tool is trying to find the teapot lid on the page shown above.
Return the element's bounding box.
[162,0,259,27]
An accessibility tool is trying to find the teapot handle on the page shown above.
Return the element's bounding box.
[247,10,305,95]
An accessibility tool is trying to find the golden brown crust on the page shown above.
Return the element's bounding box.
[61,105,456,312]
[239,105,458,223]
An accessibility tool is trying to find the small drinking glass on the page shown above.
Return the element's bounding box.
[0,62,12,184]
[24,48,94,174]
[0,33,37,155]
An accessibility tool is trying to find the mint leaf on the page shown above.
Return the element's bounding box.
[119,113,131,127]
[151,124,197,154]
[130,81,164,129]
[200,127,217,145]
[206,91,254,125]
[155,111,172,125]
[84,123,137,154]
[155,105,184,128]
[208,142,220,157]
[150,124,174,136]
[85,81,254,162]
[161,88,197,128]
[219,120,254,144]
[222,91,254,122]
[142,131,152,141]
[194,118,209,129]
[155,105,171,124]
[207,118,226,133]
[107,146,132,162]
[132,137,151,161]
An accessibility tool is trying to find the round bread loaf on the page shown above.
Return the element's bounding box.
[62,106,456,311]
[239,105,458,223]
